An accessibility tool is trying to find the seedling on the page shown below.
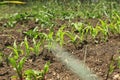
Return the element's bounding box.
[56,25,66,46]
[8,41,26,80]
[34,11,53,27]
[79,29,85,43]
[66,31,79,48]
[8,40,23,59]
[13,13,30,21]
[24,62,50,80]
[90,27,99,39]
[71,22,85,43]
[3,13,30,27]
[114,13,120,34]
[46,31,54,49]
[9,57,26,80]
[32,38,42,56]
[106,55,115,80]
[3,19,16,27]
[117,56,120,69]
[83,25,92,40]
[98,19,109,41]
[116,50,120,69]
[0,52,3,66]
[21,37,33,57]
[23,27,39,39]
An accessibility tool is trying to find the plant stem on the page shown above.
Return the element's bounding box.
[105,54,114,80]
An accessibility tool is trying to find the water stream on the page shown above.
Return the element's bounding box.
[49,43,101,80]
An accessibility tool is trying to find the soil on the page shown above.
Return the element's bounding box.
[0,18,120,80]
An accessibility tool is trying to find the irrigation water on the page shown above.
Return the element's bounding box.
[48,42,101,80]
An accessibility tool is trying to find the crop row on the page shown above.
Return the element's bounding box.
[0,37,50,80]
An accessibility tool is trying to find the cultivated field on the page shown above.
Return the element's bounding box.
[0,0,120,80]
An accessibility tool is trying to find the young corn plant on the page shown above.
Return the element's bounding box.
[84,25,92,40]
[66,31,79,48]
[0,52,4,66]
[3,13,30,27]
[56,25,66,46]
[98,19,109,41]
[24,62,50,80]
[23,27,40,39]
[114,23,120,35]
[22,37,33,57]
[8,41,26,80]
[79,29,85,43]
[109,13,120,35]
[38,31,54,53]
[109,21,116,35]
[90,27,99,39]
[117,56,120,69]
[71,22,85,43]
[38,32,48,53]
[116,50,120,69]
[9,57,26,80]
[8,40,23,60]
[13,13,30,22]
[34,11,53,28]
[46,31,54,49]
[32,38,42,56]
[3,18,16,27]
[106,55,115,80]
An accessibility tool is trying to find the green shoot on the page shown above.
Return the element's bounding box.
[117,56,120,69]
[32,38,41,56]
[8,40,23,59]
[24,62,50,80]
[23,27,39,39]
[56,25,66,46]
[98,19,109,41]
[71,22,85,43]
[0,52,3,66]
[22,37,33,57]
[9,57,26,80]
[90,27,99,39]
[66,31,79,48]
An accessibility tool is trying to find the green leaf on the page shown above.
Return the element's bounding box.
[17,57,26,71]
[43,62,50,74]
[9,58,17,68]
[7,47,19,59]
[117,56,120,68]
[25,70,36,80]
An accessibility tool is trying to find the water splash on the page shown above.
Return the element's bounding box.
[48,43,101,80]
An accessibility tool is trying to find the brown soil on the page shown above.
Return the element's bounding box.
[0,19,120,80]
